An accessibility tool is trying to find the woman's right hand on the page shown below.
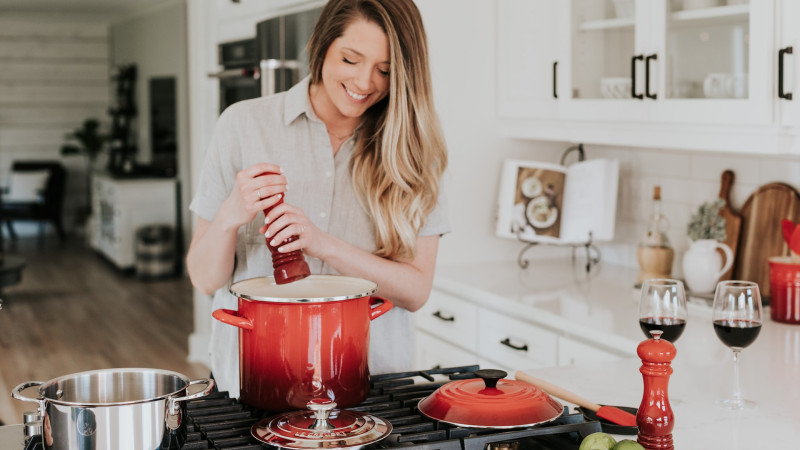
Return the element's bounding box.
[222,162,287,228]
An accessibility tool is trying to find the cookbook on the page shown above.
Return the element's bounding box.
[496,158,619,244]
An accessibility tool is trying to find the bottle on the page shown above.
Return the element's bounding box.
[262,172,310,285]
[637,186,674,284]
[636,330,676,450]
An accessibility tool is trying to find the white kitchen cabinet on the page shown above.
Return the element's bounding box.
[777,0,800,127]
[415,289,479,353]
[498,0,796,153]
[559,0,773,126]
[90,174,177,270]
[495,0,560,120]
[415,330,480,371]
[414,285,629,373]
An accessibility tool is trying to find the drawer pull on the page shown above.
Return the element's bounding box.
[500,338,528,352]
[432,310,455,322]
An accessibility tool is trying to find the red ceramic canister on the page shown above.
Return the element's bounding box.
[212,275,393,411]
[769,257,800,324]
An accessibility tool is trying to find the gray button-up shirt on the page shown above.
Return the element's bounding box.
[190,77,450,396]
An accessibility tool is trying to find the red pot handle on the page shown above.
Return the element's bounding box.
[369,296,393,320]
[212,308,253,330]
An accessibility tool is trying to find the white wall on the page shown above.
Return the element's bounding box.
[110,1,191,253]
[0,14,110,234]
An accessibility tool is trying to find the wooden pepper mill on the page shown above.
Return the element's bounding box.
[262,173,310,285]
[636,330,676,450]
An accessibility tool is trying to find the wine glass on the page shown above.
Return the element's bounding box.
[712,280,763,410]
[638,279,688,342]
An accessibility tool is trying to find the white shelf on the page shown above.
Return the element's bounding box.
[578,16,635,32]
[670,4,749,27]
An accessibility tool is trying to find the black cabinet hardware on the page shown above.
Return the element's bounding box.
[500,338,529,352]
[631,54,644,99]
[779,46,793,100]
[432,310,455,322]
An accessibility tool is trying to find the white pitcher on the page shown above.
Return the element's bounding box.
[682,239,734,293]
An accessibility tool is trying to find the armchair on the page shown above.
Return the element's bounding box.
[1,161,67,244]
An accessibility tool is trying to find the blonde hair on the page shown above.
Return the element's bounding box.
[308,0,447,261]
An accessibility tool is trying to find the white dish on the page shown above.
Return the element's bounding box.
[526,196,558,229]
[521,176,543,198]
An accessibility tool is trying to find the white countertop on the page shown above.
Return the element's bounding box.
[434,259,800,449]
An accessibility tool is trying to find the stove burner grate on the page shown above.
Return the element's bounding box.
[20,365,602,449]
[181,365,601,449]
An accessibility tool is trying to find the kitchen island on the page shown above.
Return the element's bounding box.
[427,258,800,449]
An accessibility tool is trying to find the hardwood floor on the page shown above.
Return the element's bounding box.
[0,237,209,425]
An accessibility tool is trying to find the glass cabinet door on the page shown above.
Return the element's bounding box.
[651,0,773,125]
[663,0,750,101]
[559,0,650,121]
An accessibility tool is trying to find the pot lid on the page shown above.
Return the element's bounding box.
[230,275,377,303]
[417,369,564,428]
[251,399,392,449]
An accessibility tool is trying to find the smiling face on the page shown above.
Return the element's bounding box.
[310,18,390,126]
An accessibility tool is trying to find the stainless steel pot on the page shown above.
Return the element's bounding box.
[11,368,214,449]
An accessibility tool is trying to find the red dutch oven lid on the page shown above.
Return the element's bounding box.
[417,369,564,428]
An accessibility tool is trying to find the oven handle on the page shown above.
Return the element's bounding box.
[260,59,302,96]
[207,68,257,80]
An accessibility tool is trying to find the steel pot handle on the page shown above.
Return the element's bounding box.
[11,381,44,404]
[212,308,253,330]
[166,378,215,430]
[369,296,393,320]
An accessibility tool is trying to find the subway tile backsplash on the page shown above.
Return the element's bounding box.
[587,145,800,276]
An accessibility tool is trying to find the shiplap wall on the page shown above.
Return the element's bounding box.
[0,16,109,235]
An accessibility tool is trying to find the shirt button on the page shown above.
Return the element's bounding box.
[320,212,327,218]
[325,171,333,177]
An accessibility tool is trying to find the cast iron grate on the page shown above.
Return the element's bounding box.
[181,365,602,450]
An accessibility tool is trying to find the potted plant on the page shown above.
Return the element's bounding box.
[769,220,800,324]
[60,118,109,225]
[681,199,734,293]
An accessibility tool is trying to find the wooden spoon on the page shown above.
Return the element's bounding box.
[515,370,637,427]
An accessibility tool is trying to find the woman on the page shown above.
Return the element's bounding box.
[187,0,449,397]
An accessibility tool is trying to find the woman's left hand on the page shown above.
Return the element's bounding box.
[260,202,323,256]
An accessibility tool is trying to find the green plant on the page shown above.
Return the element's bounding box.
[687,199,727,241]
[60,118,109,168]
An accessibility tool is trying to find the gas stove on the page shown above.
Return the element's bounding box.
[15,365,601,449]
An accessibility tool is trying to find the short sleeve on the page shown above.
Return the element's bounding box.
[419,180,451,237]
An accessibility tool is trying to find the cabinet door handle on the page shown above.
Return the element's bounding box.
[779,46,793,100]
[500,338,529,352]
[645,53,657,100]
[553,61,558,99]
[432,310,455,322]
[631,54,644,99]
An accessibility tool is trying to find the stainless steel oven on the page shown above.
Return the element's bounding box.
[209,38,259,113]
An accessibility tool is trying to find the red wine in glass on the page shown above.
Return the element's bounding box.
[712,319,761,349]
[639,316,686,342]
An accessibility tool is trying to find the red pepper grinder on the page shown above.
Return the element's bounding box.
[262,174,310,284]
[636,330,676,450]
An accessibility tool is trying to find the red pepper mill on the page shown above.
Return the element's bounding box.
[262,174,310,284]
[636,330,676,450]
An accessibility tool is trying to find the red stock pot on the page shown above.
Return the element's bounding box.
[212,275,393,412]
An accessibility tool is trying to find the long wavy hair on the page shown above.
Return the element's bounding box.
[307,0,447,261]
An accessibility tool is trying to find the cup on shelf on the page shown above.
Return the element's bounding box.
[703,73,748,99]
[601,77,632,99]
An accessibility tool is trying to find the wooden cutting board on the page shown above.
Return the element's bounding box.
[717,170,741,281]
[733,183,800,300]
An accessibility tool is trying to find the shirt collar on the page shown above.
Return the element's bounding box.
[283,76,318,126]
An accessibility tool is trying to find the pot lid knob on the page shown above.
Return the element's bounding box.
[475,369,507,389]
[307,398,336,431]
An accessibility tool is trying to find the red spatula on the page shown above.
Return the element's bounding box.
[515,370,637,427]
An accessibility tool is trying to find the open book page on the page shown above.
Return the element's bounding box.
[496,158,619,244]
[560,158,620,243]
[496,160,567,243]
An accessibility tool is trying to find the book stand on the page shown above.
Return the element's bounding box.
[516,231,601,275]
